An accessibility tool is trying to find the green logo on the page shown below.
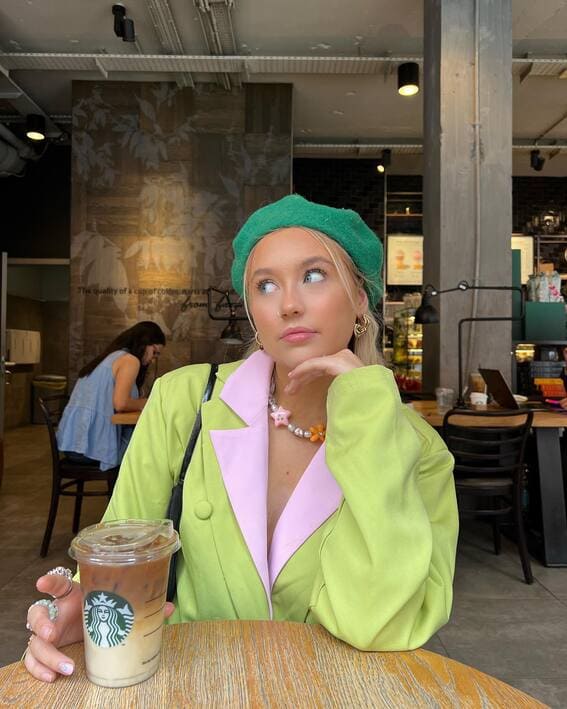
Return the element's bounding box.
[83,591,134,648]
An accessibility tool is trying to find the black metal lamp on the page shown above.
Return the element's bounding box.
[112,3,135,42]
[207,287,248,345]
[416,280,525,407]
[398,62,420,97]
[26,114,46,141]
[376,149,392,174]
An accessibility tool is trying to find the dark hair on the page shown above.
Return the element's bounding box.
[78,321,166,389]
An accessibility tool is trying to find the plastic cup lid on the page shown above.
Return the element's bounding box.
[69,519,180,565]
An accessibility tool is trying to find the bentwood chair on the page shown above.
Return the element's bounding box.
[38,395,119,557]
[442,408,534,584]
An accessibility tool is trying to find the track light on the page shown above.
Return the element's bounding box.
[398,62,420,97]
[26,114,46,141]
[530,150,545,172]
[376,149,392,174]
[112,3,135,42]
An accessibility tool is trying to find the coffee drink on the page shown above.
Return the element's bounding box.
[69,519,180,688]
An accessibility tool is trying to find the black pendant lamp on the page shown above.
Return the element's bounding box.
[398,62,420,97]
[26,114,46,141]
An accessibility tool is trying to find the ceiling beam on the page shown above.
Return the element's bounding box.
[2,52,567,75]
[294,139,567,156]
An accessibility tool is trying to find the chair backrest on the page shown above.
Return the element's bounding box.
[442,408,533,480]
[38,394,69,473]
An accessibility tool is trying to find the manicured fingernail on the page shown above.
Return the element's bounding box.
[59,662,74,675]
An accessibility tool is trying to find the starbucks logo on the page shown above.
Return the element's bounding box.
[83,591,134,648]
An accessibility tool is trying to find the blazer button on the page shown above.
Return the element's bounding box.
[194,500,213,520]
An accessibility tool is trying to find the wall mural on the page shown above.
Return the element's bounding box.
[70,81,291,384]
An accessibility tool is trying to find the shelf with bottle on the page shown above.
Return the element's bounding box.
[391,295,423,392]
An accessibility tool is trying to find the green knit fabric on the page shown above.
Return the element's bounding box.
[231,195,383,308]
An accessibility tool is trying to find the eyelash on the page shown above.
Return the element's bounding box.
[256,267,327,293]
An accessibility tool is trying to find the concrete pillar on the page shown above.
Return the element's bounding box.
[423,0,513,395]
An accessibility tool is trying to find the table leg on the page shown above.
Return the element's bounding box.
[535,428,567,566]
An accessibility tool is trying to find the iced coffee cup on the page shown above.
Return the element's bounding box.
[69,519,180,688]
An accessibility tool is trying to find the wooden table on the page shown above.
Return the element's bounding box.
[111,411,140,425]
[412,400,567,567]
[0,621,545,707]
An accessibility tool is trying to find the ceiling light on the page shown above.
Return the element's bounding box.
[112,3,135,42]
[26,114,46,141]
[398,62,420,97]
[376,149,391,174]
[530,150,545,172]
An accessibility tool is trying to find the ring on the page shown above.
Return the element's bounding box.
[47,566,74,600]
[47,567,73,581]
[28,598,59,622]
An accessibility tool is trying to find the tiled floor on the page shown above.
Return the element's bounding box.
[1,425,566,706]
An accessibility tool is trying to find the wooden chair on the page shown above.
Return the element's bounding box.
[442,408,534,584]
[38,394,119,557]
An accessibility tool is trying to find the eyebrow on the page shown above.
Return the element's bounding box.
[250,256,335,280]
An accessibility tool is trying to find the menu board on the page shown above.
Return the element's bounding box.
[386,235,423,285]
[511,235,534,284]
[387,234,534,286]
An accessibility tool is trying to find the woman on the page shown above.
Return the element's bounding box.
[24,195,458,682]
[56,321,165,471]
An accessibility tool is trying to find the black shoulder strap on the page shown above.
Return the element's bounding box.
[165,363,218,603]
[177,363,218,486]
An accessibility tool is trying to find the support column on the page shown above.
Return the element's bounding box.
[423,0,513,394]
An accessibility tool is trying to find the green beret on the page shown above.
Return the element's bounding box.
[231,195,383,308]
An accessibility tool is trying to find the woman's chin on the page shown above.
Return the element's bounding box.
[269,342,343,369]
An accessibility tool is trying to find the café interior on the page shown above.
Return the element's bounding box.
[1,1,567,705]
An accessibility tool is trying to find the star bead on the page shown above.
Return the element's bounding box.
[270,406,291,427]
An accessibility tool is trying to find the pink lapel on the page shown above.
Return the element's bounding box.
[269,443,342,588]
[209,350,343,609]
[209,351,273,613]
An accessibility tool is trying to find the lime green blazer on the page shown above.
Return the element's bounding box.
[103,351,458,651]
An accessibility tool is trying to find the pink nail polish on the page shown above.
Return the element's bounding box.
[59,662,74,675]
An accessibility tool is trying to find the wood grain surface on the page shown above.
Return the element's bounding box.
[0,621,546,708]
[410,400,567,429]
[111,411,140,425]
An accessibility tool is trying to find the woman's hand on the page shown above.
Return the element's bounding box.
[285,349,364,395]
[24,572,175,682]
[24,574,84,682]
[560,397,567,410]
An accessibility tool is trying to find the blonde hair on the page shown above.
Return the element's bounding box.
[242,228,383,366]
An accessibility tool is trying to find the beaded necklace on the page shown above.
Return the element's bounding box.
[268,378,326,443]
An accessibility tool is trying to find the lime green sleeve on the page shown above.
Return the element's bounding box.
[308,365,458,651]
[102,368,201,523]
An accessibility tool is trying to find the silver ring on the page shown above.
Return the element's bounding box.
[47,566,74,600]
[28,598,59,622]
[51,577,74,601]
[47,566,73,581]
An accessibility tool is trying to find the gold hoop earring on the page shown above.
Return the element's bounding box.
[255,331,264,350]
[353,314,370,338]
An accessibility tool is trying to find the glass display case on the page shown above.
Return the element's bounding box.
[391,294,423,392]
